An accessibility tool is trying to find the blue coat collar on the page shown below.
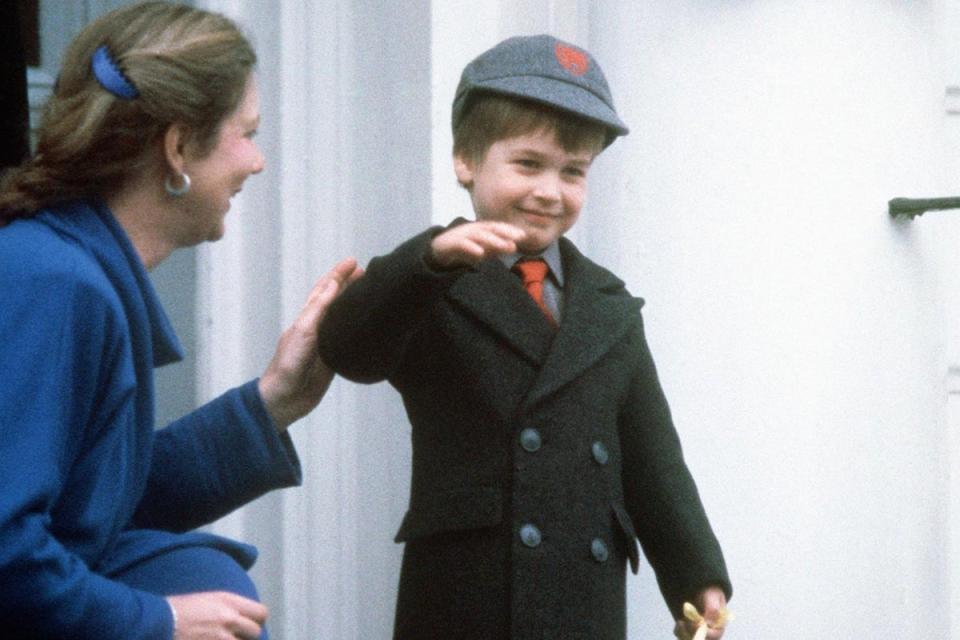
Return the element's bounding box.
[39,198,184,367]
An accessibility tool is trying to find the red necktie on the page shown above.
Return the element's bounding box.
[513,259,556,326]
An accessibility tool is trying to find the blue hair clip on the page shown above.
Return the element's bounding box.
[91,45,138,100]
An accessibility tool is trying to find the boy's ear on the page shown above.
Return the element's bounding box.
[453,153,475,189]
[162,123,190,175]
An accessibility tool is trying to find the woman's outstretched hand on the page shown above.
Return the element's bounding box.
[258,257,363,431]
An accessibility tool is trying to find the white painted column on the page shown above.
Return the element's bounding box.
[193,1,366,636]
[194,1,431,638]
[271,5,363,637]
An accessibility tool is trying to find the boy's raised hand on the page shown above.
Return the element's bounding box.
[429,221,527,268]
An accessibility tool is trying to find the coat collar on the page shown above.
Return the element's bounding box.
[444,236,642,409]
[446,257,556,365]
[39,199,184,367]
[521,237,641,409]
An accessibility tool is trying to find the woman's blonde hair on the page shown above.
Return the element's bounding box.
[0,1,256,221]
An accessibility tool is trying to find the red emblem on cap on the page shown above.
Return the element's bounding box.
[555,42,589,77]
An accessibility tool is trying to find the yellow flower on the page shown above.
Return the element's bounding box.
[682,601,733,640]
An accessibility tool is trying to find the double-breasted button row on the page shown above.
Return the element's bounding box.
[518,431,609,466]
[518,525,610,563]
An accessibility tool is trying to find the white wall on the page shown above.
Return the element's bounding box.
[584,2,958,637]
[194,1,430,637]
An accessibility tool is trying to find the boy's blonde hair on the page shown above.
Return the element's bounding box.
[453,93,609,164]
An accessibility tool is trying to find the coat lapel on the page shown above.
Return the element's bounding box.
[522,238,642,410]
[40,199,184,368]
[442,239,641,411]
[445,258,556,366]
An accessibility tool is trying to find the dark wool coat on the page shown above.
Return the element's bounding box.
[317,225,731,639]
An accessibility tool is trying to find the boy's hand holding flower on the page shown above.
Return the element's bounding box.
[673,587,731,640]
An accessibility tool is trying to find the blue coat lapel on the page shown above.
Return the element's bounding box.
[35,199,184,529]
[40,199,184,370]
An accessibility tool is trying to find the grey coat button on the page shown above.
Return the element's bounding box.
[592,441,609,465]
[520,524,542,548]
[520,428,542,452]
[591,538,609,562]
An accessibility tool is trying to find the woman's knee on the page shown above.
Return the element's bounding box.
[112,545,260,601]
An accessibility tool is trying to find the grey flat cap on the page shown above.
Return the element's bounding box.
[452,34,628,140]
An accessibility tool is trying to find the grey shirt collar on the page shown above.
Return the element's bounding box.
[498,241,565,287]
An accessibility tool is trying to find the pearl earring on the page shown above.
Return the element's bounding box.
[164,173,191,197]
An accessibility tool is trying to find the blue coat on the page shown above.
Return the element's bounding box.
[317,225,731,639]
[0,200,302,639]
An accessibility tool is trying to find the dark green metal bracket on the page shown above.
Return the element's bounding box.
[889,197,960,219]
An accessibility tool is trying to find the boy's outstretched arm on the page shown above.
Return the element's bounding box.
[316,221,524,384]
[618,313,732,622]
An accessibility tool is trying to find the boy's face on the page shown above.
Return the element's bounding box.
[454,129,595,254]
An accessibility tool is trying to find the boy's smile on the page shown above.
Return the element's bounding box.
[454,129,595,254]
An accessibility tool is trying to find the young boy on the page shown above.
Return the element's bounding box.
[317,34,731,640]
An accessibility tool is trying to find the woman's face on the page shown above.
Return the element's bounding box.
[178,74,264,244]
